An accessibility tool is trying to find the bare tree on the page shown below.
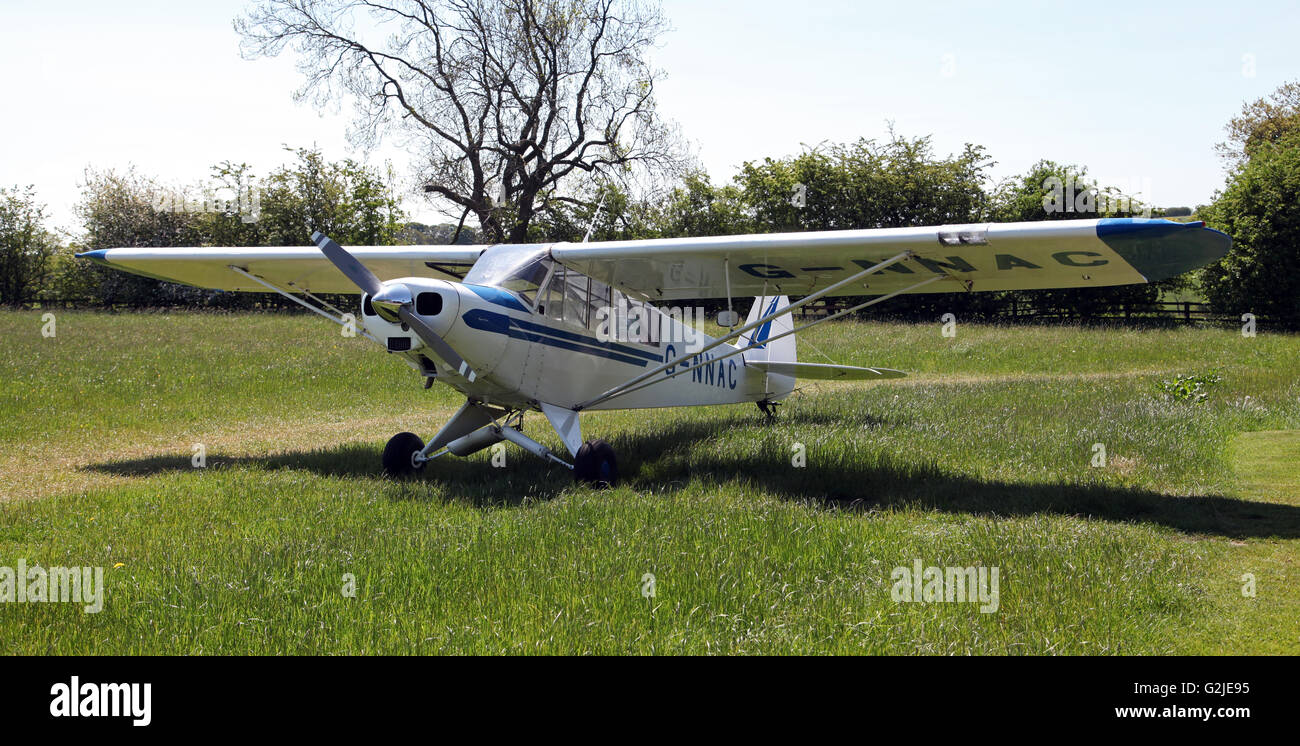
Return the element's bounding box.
[238,0,684,243]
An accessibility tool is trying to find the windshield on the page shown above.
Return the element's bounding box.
[463,244,553,305]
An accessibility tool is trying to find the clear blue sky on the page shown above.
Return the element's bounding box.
[2,0,1297,234]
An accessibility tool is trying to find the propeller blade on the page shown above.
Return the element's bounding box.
[311,231,477,382]
[312,231,382,296]
[398,306,478,383]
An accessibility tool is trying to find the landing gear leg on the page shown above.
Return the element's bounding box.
[382,400,508,477]
[757,400,782,422]
[382,400,595,482]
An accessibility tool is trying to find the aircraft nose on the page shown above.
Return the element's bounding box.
[409,279,461,338]
[371,283,413,324]
[364,279,462,338]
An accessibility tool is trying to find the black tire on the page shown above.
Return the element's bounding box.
[573,439,618,487]
[382,432,427,478]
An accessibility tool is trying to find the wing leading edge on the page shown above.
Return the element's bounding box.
[76,246,484,293]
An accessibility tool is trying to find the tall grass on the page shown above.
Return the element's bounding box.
[1,311,1296,654]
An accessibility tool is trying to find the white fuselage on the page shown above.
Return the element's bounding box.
[362,277,794,412]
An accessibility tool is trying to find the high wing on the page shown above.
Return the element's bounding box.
[76,246,484,293]
[549,218,1231,301]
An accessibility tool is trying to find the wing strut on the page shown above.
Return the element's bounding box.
[228,265,379,343]
[584,273,945,407]
[574,250,922,410]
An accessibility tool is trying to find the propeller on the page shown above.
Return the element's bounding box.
[397,306,478,383]
[312,231,381,296]
[312,232,478,383]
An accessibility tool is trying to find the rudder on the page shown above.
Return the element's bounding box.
[739,295,796,364]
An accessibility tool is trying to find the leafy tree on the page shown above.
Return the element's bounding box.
[199,161,265,248]
[68,169,207,307]
[736,134,990,232]
[988,160,1180,320]
[400,222,480,245]
[0,186,61,306]
[732,134,999,318]
[1200,130,1300,326]
[68,151,405,307]
[1201,80,1300,327]
[1217,80,1300,169]
[527,181,636,243]
[650,172,752,239]
[256,148,406,246]
[524,170,754,247]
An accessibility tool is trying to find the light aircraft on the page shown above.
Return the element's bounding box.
[79,217,1230,485]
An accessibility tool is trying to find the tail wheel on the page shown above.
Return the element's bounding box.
[574,439,618,487]
[383,432,427,478]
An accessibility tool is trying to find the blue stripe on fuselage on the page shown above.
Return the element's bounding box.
[461,309,657,367]
[512,315,661,362]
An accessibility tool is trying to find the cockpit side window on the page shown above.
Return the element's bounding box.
[611,290,661,347]
[541,266,592,325]
[587,278,611,328]
[502,258,551,306]
[563,270,591,326]
[537,265,618,330]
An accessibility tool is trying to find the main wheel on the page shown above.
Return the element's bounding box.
[573,439,618,487]
[382,432,427,478]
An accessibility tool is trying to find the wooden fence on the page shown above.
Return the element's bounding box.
[795,298,1240,324]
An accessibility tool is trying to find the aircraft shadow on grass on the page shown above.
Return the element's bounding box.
[85,412,1300,540]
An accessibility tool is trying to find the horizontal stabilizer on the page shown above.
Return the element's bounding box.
[746,361,906,381]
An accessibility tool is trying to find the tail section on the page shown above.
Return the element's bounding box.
[739,295,797,403]
[739,295,796,364]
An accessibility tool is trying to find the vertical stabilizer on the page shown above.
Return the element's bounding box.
[739,295,796,364]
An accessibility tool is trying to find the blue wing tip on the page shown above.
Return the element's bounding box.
[1096,218,1232,281]
[76,249,110,263]
[1097,216,1195,232]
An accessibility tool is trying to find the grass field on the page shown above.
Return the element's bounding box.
[1,310,1297,654]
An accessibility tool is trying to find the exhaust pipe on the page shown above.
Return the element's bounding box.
[443,424,572,469]
[445,425,505,457]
